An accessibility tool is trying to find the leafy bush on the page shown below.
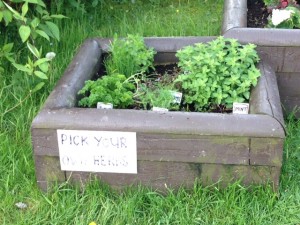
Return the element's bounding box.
[175,36,261,111]
[0,0,64,91]
[78,74,135,108]
[105,34,156,78]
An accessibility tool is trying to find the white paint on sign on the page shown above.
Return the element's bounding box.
[232,102,249,114]
[57,130,137,174]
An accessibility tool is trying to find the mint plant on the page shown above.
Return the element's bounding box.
[105,34,156,78]
[78,74,135,108]
[175,37,261,111]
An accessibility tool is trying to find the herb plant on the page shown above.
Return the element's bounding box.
[78,74,135,108]
[78,34,157,109]
[138,84,178,110]
[105,34,156,78]
[175,36,261,111]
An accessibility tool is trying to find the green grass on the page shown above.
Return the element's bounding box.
[1,0,300,224]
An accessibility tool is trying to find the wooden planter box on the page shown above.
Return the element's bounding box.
[31,37,285,191]
[222,0,300,116]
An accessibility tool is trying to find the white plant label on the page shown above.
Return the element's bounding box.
[232,102,249,114]
[57,130,137,174]
[152,107,169,112]
[170,91,183,104]
[97,102,113,109]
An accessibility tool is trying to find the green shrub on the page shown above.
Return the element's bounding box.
[0,0,65,91]
[175,36,261,111]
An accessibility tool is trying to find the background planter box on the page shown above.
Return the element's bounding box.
[31,37,285,191]
[222,0,300,117]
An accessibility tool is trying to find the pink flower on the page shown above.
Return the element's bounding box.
[280,0,289,8]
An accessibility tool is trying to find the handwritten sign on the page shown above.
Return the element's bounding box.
[57,130,137,174]
[232,102,249,114]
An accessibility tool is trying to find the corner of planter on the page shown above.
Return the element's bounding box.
[250,61,286,136]
[249,61,285,180]
[44,38,102,110]
[31,38,103,190]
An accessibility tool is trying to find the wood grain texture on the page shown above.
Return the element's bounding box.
[32,128,249,165]
[200,164,280,189]
[138,134,249,165]
[35,155,65,190]
[250,138,283,166]
[65,162,281,191]
[277,72,300,97]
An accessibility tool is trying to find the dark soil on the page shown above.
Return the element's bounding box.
[247,0,270,28]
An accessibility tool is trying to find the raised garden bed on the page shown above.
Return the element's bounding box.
[31,37,285,191]
[222,0,300,117]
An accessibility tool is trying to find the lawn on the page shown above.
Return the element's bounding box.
[0,0,300,224]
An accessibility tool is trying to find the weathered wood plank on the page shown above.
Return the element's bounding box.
[65,162,280,191]
[276,72,300,115]
[67,161,200,190]
[32,128,58,156]
[200,164,280,189]
[250,138,283,167]
[280,97,300,117]
[279,47,300,72]
[32,128,249,165]
[277,72,300,97]
[259,46,300,73]
[34,155,65,190]
[257,46,285,72]
[32,108,285,138]
[138,134,249,165]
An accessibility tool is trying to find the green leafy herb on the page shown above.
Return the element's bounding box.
[138,83,178,110]
[78,73,135,108]
[175,36,261,111]
[105,34,156,78]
